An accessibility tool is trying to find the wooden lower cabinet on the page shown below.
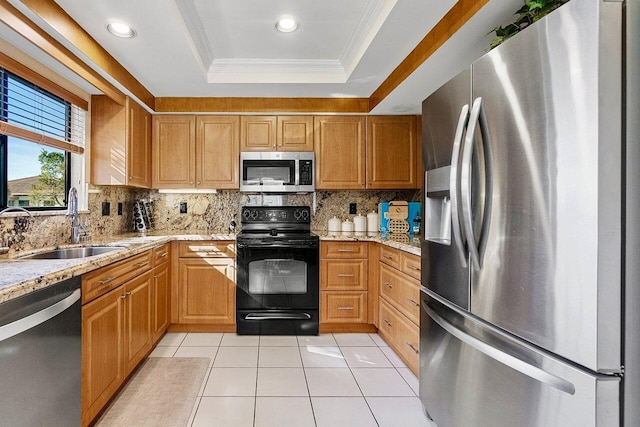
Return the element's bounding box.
[124,271,153,374]
[81,248,164,426]
[321,292,367,323]
[320,242,371,331]
[81,286,125,427]
[378,298,419,374]
[152,261,170,342]
[178,257,235,324]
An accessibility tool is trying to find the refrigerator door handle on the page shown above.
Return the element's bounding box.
[461,97,481,269]
[449,104,469,268]
[423,300,576,395]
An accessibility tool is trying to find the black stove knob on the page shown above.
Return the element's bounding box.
[270,229,278,236]
[242,209,251,220]
[301,210,309,220]
[294,210,302,220]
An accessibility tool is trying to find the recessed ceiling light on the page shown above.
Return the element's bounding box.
[275,16,298,33]
[107,22,136,38]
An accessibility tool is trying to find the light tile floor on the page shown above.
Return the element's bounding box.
[149,332,436,427]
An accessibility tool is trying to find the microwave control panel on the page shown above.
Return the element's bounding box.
[299,160,313,185]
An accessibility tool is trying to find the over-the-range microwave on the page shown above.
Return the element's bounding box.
[240,151,314,193]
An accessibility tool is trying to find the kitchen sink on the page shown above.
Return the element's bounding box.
[20,246,123,260]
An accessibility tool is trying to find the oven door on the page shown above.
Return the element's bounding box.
[236,241,319,311]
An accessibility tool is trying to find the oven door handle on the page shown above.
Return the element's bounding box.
[245,312,312,320]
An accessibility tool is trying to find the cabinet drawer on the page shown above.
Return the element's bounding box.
[401,252,421,280]
[379,246,401,269]
[179,241,235,258]
[321,241,367,259]
[321,259,367,291]
[153,243,170,266]
[321,292,367,323]
[82,250,153,304]
[378,298,419,374]
[379,263,420,325]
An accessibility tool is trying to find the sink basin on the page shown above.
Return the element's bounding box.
[20,246,122,260]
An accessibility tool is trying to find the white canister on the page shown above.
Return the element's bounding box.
[341,219,354,236]
[367,211,379,235]
[328,216,341,236]
[354,214,366,236]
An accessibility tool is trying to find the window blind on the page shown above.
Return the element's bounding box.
[0,68,85,154]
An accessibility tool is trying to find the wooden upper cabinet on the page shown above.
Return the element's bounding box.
[152,115,196,188]
[314,116,365,190]
[240,115,313,151]
[153,115,239,189]
[366,116,418,189]
[240,116,277,151]
[197,116,240,189]
[277,116,314,151]
[91,95,151,188]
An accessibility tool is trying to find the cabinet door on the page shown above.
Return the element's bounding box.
[314,116,365,189]
[178,258,235,324]
[278,116,314,151]
[321,259,368,291]
[152,262,170,343]
[366,116,418,189]
[240,116,276,151]
[152,115,196,188]
[126,99,152,188]
[81,287,124,426]
[124,271,153,375]
[196,116,240,189]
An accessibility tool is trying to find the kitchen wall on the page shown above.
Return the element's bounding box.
[0,187,420,254]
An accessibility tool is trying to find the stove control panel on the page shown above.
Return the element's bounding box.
[241,206,311,224]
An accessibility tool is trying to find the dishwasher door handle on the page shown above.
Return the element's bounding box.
[0,288,81,343]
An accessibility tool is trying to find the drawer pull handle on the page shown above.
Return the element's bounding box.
[407,298,419,306]
[158,252,168,257]
[337,249,355,252]
[383,254,393,260]
[383,282,393,289]
[383,319,392,327]
[337,306,354,310]
[98,276,116,285]
[205,252,222,256]
[337,274,354,277]
[136,261,149,267]
[125,291,132,296]
[406,342,419,354]
[407,264,420,271]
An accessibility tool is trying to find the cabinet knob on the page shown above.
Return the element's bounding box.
[190,181,194,184]
[129,176,133,180]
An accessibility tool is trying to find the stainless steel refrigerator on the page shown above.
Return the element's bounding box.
[419,0,639,425]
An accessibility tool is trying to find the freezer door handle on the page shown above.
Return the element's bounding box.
[460,97,493,270]
[423,300,576,395]
[449,104,469,268]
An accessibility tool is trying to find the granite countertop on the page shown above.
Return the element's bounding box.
[0,231,238,304]
[0,230,419,304]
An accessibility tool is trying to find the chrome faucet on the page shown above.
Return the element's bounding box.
[67,187,79,244]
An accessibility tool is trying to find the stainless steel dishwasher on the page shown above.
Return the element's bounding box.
[0,276,81,426]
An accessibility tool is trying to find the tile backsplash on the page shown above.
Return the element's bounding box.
[1,186,420,253]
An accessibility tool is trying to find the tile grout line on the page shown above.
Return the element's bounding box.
[298,335,319,427]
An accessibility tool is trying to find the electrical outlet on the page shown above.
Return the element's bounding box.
[117,202,123,215]
[102,202,110,216]
[349,203,357,215]
[179,202,187,214]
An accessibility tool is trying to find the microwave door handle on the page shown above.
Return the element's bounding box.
[450,104,469,268]
[461,97,481,269]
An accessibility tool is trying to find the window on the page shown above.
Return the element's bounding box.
[0,68,84,210]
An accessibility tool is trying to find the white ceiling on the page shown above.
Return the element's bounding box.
[3,0,525,113]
